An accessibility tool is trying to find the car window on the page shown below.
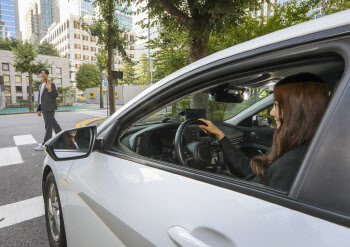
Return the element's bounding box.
[136,88,271,126]
[239,105,277,128]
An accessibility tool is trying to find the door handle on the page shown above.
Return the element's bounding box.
[168,226,211,247]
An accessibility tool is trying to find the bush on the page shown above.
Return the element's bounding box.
[56,98,62,103]
[19,99,28,107]
[77,95,86,103]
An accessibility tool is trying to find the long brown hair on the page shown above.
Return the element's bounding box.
[250,73,329,179]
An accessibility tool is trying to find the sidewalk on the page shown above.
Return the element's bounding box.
[0,104,101,115]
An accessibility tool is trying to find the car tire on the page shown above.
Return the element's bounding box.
[44,172,67,247]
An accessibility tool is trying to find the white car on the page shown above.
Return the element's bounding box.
[42,10,350,247]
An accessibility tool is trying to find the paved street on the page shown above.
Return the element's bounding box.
[0,110,107,247]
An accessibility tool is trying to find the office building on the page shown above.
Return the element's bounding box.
[0,50,70,107]
[38,0,60,39]
[0,0,21,39]
[25,1,40,42]
[40,14,136,83]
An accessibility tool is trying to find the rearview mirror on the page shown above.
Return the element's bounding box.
[211,84,244,103]
[45,125,97,161]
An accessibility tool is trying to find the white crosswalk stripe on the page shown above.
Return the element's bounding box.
[13,134,38,146]
[76,110,108,117]
[0,196,44,229]
[0,147,23,167]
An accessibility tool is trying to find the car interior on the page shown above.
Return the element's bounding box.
[115,54,345,189]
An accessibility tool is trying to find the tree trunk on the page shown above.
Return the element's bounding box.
[28,69,34,112]
[99,69,104,108]
[189,33,210,110]
[107,0,115,115]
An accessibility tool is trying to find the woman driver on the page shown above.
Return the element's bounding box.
[199,73,329,191]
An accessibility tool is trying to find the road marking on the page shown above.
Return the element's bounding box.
[13,134,38,146]
[0,196,44,229]
[75,117,105,127]
[0,147,23,167]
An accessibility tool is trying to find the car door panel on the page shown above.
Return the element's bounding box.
[64,151,350,247]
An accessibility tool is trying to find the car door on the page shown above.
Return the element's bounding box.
[61,117,350,247]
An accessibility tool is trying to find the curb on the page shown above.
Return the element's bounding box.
[0,110,83,116]
[75,117,105,127]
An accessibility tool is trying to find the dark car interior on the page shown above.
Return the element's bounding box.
[116,54,345,178]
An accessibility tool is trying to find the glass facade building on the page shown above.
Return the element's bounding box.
[116,6,132,31]
[80,0,94,17]
[0,0,16,39]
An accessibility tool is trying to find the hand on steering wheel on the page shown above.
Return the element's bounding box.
[198,119,225,140]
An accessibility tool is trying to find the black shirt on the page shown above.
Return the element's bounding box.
[219,136,310,191]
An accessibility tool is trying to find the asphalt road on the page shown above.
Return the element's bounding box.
[0,110,107,247]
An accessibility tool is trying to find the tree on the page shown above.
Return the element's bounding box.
[37,41,60,57]
[120,60,136,85]
[322,0,350,15]
[149,29,190,82]
[75,64,100,92]
[89,0,131,115]
[0,37,20,51]
[135,53,151,85]
[130,0,263,108]
[209,0,320,54]
[57,86,74,106]
[11,41,39,112]
[96,49,108,108]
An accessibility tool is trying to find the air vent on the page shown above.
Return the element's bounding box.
[230,136,245,145]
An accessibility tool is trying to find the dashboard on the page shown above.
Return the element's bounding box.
[121,122,246,163]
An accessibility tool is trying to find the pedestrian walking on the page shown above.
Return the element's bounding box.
[34,69,62,151]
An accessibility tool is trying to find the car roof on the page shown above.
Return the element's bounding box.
[98,9,350,132]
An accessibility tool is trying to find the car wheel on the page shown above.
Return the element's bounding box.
[44,172,67,247]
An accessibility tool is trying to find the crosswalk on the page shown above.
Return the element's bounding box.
[75,109,108,117]
[0,134,44,230]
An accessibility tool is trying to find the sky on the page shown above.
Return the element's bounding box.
[18,0,31,38]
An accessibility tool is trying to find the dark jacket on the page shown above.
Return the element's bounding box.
[219,136,310,191]
[37,82,58,112]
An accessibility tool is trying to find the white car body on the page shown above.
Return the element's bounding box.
[43,10,350,247]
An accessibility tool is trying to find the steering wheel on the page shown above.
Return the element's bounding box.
[174,119,220,170]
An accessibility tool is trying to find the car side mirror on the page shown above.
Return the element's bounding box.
[45,125,97,161]
[252,115,272,127]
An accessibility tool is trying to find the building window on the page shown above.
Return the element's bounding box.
[91,47,96,52]
[74,20,80,29]
[26,76,29,83]
[83,45,89,51]
[3,75,10,83]
[130,54,134,58]
[83,35,88,41]
[82,23,88,31]
[124,34,128,40]
[15,75,22,83]
[75,54,81,59]
[2,63,9,71]
[75,64,81,69]
[56,68,62,75]
[74,34,80,39]
[130,46,134,50]
[118,60,121,64]
[98,48,102,52]
[68,44,70,49]
[16,86,22,93]
[83,55,89,60]
[4,86,11,93]
[67,34,70,39]
[75,44,81,49]
[91,56,96,61]
[48,67,52,74]
[130,35,134,41]
[91,37,96,42]
[56,78,62,84]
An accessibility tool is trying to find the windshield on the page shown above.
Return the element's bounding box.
[137,88,271,125]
